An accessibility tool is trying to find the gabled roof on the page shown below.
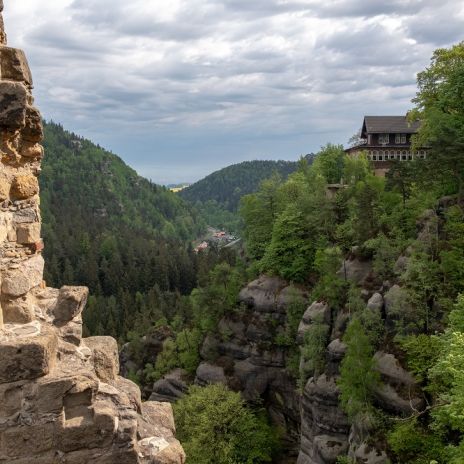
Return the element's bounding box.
[361,116,421,136]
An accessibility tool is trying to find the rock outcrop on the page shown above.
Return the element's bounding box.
[192,275,307,457]
[0,8,185,463]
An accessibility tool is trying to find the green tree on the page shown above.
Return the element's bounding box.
[240,173,282,260]
[312,143,345,184]
[338,318,379,420]
[260,203,314,282]
[410,42,464,198]
[174,384,279,464]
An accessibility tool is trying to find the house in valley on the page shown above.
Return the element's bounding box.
[345,115,427,176]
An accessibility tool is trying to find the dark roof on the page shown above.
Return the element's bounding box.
[361,116,421,135]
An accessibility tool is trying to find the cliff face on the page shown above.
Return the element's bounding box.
[0,5,185,463]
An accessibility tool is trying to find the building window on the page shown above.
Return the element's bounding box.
[379,134,390,144]
[395,133,407,144]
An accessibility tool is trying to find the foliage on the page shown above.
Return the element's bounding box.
[260,203,314,282]
[430,296,464,433]
[300,316,330,385]
[311,247,347,309]
[397,334,442,384]
[411,41,464,198]
[173,384,280,464]
[312,144,345,183]
[146,328,203,382]
[240,173,282,260]
[338,318,379,420]
[387,418,449,464]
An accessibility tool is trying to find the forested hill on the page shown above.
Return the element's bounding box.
[179,158,311,211]
[41,121,204,242]
[40,121,207,338]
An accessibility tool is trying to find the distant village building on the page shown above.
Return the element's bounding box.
[345,116,427,176]
[194,241,208,253]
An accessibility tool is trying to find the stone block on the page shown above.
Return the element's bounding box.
[140,401,176,438]
[16,222,41,244]
[20,141,43,159]
[114,376,142,413]
[22,106,43,142]
[0,211,13,242]
[0,176,9,201]
[1,294,35,323]
[0,422,55,458]
[0,47,33,85]
[63,448,139,464]
[10,174,39,200]
[0,327,57,383]
[36,376,75,414]
[0,81,27,130]
[53,286,88,322]
[2,254,44,296]
[58,318,83,346]
[83,336,119,382]
[0,381,24,417]
[13,207,39,224]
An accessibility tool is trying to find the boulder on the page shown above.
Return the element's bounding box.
[53,286,89,322]
[373,382,424,415]
[0,47,33,85]
[337,258,372,286]
[327,339,346,362]
[367,293,383,313]
[238,275,287,313]
[83,336,119,382]
[195,362,227,386]
[353,443,389,463]
[373,352,424,415]
[277,285,308,312]
[0,81,27,129]
[313,434,348,463]
[150,369,188,403]
[10,175,39,200]
[297,301,330,343]
[374,352,416,387]
[1,255,44,297]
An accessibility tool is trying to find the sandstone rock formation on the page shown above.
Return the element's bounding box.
[0,7,185,463]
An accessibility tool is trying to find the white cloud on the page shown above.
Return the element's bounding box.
[3,0,463,183]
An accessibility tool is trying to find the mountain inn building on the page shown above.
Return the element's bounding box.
[345,115,428,176]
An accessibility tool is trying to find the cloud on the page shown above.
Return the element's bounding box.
[3,0,464,183]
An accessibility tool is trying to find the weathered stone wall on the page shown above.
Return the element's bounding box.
[0,5,185,463]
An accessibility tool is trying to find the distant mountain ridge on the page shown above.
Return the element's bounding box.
[180,158,313,212]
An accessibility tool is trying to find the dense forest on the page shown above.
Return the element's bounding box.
[179,158,313,232]
[40,122,214,340]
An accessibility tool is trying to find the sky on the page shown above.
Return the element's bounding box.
[4,0,464,184]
